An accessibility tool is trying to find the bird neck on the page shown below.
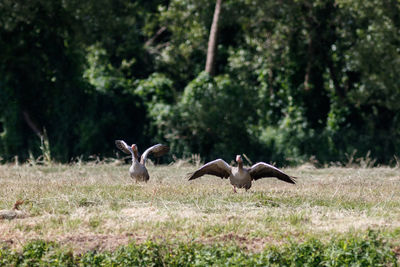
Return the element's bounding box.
[131,150,139,163]
[237,161,243,170]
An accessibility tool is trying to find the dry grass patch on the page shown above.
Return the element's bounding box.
[0,163,399,252]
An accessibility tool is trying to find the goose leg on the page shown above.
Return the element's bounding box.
[232,185,237,193]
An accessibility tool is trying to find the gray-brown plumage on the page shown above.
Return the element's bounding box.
[188,155,296,192]
[115,140,169,182]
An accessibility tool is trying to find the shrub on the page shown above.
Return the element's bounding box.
[156,72,260,161]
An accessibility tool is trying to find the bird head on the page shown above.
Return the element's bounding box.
[236,155,243,163]
[131,144,138,152]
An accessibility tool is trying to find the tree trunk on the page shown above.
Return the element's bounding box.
[205,0,222,76]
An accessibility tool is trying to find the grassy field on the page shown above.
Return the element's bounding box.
[0,161,400,264]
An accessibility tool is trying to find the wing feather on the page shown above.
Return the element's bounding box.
[187,159,231,180]
[115,140,133,154]
[249,162,296,184]
[140,144,169,165]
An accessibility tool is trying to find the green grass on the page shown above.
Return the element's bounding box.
[0,162,400,264]
[0,231,397,266]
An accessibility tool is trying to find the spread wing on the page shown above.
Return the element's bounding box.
[248,162,296,184]
[115,140,133,154]
[140,144,169,165]
[188,159,231,180]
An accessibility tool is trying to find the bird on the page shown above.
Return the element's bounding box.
[188,155,296,192]
[115,140,169,182]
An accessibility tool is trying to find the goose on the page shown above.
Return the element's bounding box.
[188,155,296,192]
[115,140,169,182]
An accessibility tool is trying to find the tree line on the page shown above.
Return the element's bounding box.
[0,0,399,165]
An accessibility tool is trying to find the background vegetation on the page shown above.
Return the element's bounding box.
[1,0,399,164]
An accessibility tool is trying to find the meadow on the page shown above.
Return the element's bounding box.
[1,160,399,265]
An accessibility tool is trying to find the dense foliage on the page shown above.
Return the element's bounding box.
[1,0,399,164]
[0,231,397,266]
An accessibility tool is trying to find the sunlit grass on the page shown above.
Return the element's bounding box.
[0,162,399,253]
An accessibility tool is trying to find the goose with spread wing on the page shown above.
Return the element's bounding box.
[115,140,169,182]
[188,155,296,192]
